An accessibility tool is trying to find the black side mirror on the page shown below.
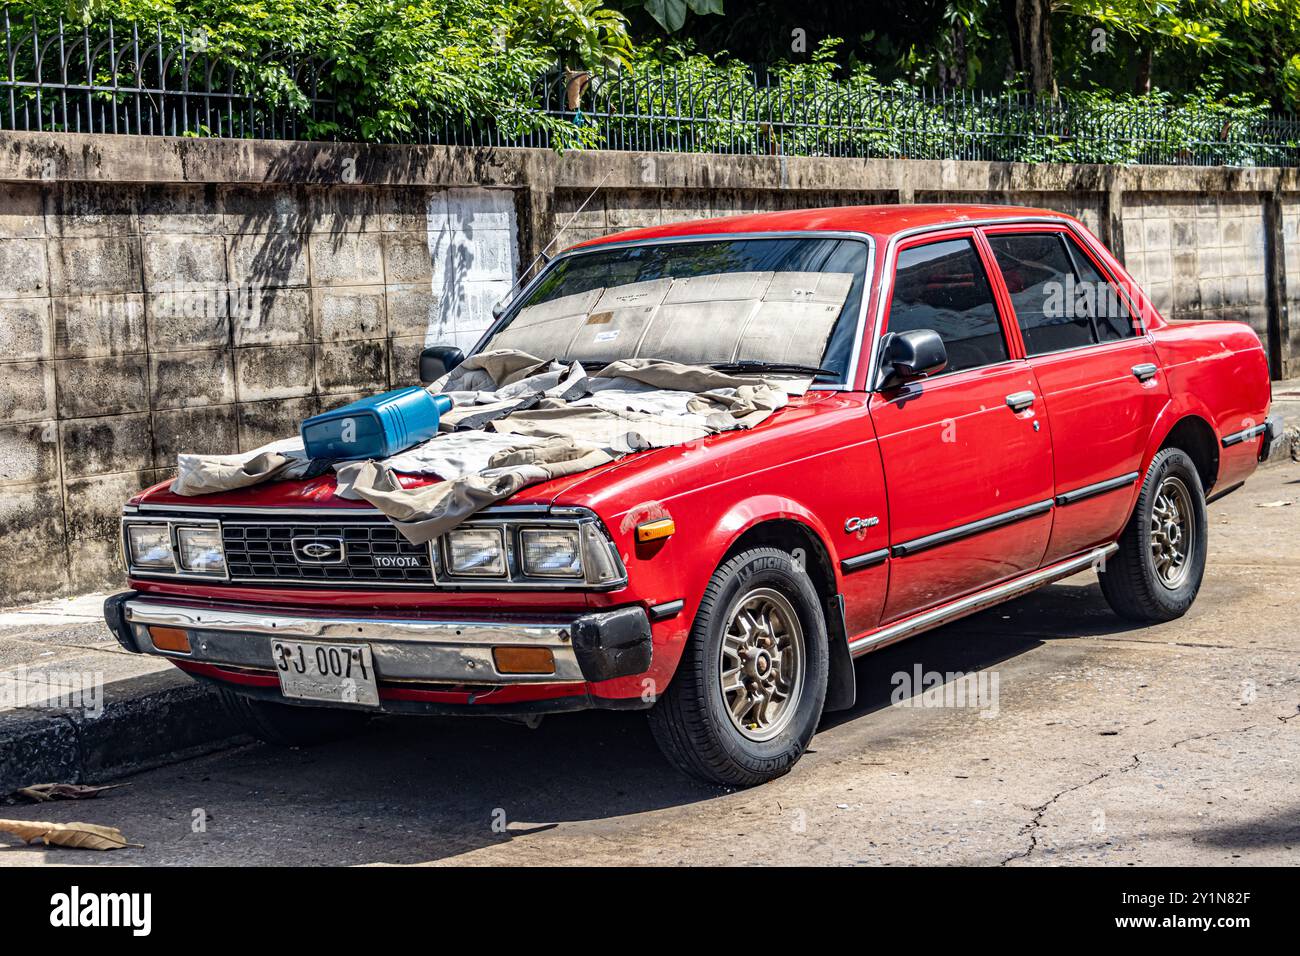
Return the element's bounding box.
[878,329,948,389]
[419,345,465,385]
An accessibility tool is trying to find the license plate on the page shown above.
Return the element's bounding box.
[271,640,380,708]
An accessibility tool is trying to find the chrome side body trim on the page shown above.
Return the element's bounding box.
[890,499,1055,558]
[840,548,889,574]
[847,544,1117,656]
[1055,471,1141,506]
[1221,423,1268,447]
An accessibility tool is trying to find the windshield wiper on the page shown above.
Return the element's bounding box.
[709,361,839,379]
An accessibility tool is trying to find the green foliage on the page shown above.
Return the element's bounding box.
[6,0,617,146]
[593,39,1298,165]
[622,0,723,34]
[5,0,1299,165]
[894,1,1300,110]
[520,0,634,70]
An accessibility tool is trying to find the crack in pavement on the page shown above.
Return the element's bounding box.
[1094,636,1300,654]
[973,629,1296,654]
[998,724,1261,866]
[999,761,1135,866]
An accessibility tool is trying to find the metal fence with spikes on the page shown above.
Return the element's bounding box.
[5,15,1300,166]
[0,14,338,139]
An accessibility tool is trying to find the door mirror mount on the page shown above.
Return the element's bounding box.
[419,345,466,385]
[878,329,948,390]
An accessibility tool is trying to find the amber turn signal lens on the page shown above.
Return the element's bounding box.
[492,646,556,675]
[149,626,192,654]
[635,518,675,543]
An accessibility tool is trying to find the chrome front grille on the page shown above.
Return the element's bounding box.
[221,519,433,586]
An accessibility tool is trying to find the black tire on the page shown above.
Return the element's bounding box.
[1100,447,1208,623]
[649,547,829,788]
[216,687,371,747]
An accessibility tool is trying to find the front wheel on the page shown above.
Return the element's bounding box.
[648,548,829,787]
[1100,447,1208,622]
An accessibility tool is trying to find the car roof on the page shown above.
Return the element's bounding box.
[569,203,1077,250]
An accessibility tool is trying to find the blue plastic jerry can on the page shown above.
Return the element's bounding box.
[300,387,453,461]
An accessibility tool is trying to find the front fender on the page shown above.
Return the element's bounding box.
[702,494,846,590]
[585,494,845,704]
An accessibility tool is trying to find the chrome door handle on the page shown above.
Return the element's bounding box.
[1005,391,1035,412]
[1132,363,1158,382]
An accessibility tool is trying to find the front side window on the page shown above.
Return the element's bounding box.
[987,231,1137,355]
[483,237,869,383]
[885,237,1009,374]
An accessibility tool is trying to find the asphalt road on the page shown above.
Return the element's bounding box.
[2,463,1298,867]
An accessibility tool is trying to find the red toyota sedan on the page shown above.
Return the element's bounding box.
[104,205,1280,787]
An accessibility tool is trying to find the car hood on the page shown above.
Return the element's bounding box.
[131,391,845,514]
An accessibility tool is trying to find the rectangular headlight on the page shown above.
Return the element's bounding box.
[176,526,226,575]
[520,528,582,578]
[446,528,506,577]
[126,524,174,571]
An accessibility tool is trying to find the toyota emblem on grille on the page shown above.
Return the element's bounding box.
[292,537,345,565]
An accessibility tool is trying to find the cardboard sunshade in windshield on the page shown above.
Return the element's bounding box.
[486,270,853,368]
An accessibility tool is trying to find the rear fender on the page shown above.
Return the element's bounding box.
[1132,398,1220,527]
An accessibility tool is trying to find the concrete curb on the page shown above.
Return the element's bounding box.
[0,669,244,795]
[1261,424,1299,466]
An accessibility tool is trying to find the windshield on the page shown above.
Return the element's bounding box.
[481,237,870,382]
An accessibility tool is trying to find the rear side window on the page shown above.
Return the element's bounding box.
[886,238,1009,374]
[987,231,1137,355]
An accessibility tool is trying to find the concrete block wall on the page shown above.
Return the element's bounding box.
[1280,198,1300,367]
[1123,193,1269,338]
[0,132,1297,604]
[0,175,519,602]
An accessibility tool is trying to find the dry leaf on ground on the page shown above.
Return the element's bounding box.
[14,783,123,803]
[0,818,141,850]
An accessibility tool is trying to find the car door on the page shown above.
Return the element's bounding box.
[868,230,1056,623]
[982,225,1170,564]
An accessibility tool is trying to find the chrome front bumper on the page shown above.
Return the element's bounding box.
[106,594,653,687]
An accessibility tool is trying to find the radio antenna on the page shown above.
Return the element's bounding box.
[502,166,616,304]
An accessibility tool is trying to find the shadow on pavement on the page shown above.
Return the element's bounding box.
[1183,804,1300,850]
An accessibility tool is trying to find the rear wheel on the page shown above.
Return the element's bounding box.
[216,687,372,747]
[1100,447,1208,622]
[649,548,829,787]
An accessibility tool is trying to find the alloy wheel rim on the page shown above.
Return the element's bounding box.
[718,587,805,742]
[1150,475,1195,589]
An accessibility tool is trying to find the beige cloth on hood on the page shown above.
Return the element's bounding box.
[170,351,794,543]
[335,439,615,544]
[172,438,312,496]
